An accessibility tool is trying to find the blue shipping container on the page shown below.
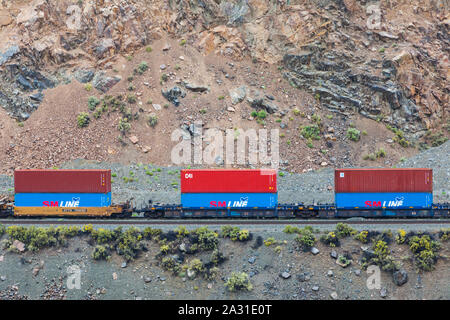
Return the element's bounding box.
[181,193,278,208]
[335,192,432,209]
[15,193,112,207]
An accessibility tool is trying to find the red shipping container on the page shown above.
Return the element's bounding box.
[335,168,432,193]
[181,169,277,193]
[14,170,111,193]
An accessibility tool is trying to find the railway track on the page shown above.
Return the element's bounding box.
[1,218,450,225]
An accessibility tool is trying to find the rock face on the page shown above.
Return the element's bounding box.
[0,0,446,136]
[282,48,425,139]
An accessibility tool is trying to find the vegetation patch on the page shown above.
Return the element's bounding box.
[346,128,361,142]
[301,125,321,140]
[225,272,253,292]
[407,234,441,271]
[320,232,340,247]
[295,231,316,251]
[221,226,252,242]
[335,223,357,238]
[77,112,90,128]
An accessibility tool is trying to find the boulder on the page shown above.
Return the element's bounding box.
[229,86,247,105]
[392,269,408,286]
[92,71,121,93]
[184,82,209,93]
[162,86,186,107]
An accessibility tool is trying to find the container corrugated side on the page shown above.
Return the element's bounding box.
[14,192,112,207]
[181,193,278,208]
[335,192,432,209]
[14,170,111,193]
[335,168,432,193]
[180,169,277,193]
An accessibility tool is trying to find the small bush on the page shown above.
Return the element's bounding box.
[146,46,152,52]
[194,227,218,251]
[221,226,251,242]
[264,237,276,246]
[320,232,340,247]
[439,228,450,242]
[118,118,131,133]
[137,61,149,74]
[408,235,440,271]
[354,230,369,243]
[161,256,180,272]
[396,229,407,244]
[127,94,136,104]
[88,96,100,111]
[295,231,316,251]
[376,148,386,158]
[301,125,321,140]
[346,128,361,142]
[180,39,187,46]
[335,223,357,238]
[148,114,158,127]
[84,83,93,91]
[77,112,90,128]
[92,245,110,260]
[225,272,253,292]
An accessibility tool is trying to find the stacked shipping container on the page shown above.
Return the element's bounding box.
[334,168,433,210]
[180,169,278,208]
[14,170,112,207]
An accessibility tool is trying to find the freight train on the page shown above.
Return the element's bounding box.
[0,168,449,219]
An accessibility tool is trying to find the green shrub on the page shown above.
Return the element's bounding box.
[180,39,187,46]
[194,227,218,251]
[137,61,149,74]
[146,46,152,52]
[118,118,131,133]
[320,231,339,247]
[346,128,361,141]
[84,83,93,91]
[175,226,190,238]
[354,230,369,243]
[92,245,110,260]
[127,94,136,104]
[295,231,316,251]
[335,223,357,238]
[142,227,162,240]
[283,225,301,234]
[88,96,100,110]
[301,125,321,140]
[0,224,5,237]
[408,235,440,271]
[77,112,90,128]
[264,237,276,246]
[396,229,407,244]
[225,272,253,292]
[439,228,450,242]
[376,148,386,158]
[161,256,180,273]
[115,227,144,261]
[148,114,158,127]
[91,228,116,244]
[221,226,251,242]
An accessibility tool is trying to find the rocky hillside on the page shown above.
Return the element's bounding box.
[0,0,448,174]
